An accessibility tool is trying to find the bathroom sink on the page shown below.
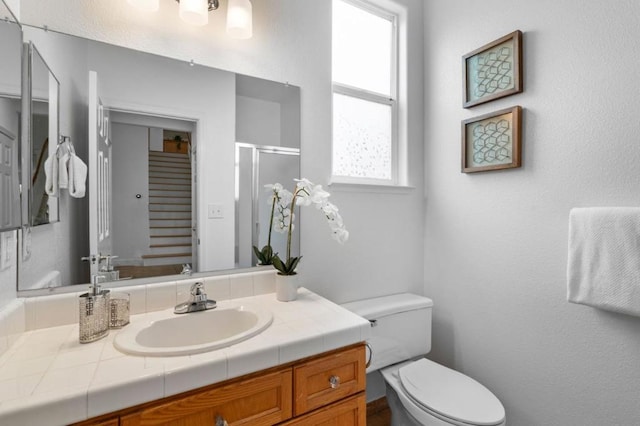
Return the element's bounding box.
[114,303,273,356]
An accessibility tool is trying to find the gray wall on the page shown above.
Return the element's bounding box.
[424,0,640,424]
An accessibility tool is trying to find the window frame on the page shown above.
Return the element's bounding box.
[331,0,400,186]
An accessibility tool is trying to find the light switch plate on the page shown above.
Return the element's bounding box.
[208,204,224,219]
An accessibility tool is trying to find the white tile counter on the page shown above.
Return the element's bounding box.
[0,289,371,425]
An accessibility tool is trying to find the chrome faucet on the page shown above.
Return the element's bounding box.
[174,282,217,314]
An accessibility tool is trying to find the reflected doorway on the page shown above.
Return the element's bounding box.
[110,112,197,279]
[235,143,300,268]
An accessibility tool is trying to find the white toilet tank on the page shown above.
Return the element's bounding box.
[341,293,433,372]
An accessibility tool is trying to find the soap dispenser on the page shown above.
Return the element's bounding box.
[79,277,110,343]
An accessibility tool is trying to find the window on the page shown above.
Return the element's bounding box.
[332,0,399,184]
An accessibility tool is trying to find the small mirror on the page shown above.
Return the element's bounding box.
[26,43,60,226]
[0,2,22,232]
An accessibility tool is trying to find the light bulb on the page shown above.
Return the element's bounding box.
[226,0,252,39]
[179,0,209,26]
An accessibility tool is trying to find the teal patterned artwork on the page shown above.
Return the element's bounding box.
[463,31,522,108]
[462,106,522,173]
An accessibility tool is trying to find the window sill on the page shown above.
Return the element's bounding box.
[328,180,415,194]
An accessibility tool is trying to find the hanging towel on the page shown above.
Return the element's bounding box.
[567,207,640,317]
[58,152,70,189]
[68,153,87,198]
[44,153,59,197]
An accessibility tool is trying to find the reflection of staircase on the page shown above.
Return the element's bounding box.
[142,151,192,267]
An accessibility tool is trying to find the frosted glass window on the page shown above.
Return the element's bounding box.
[332,93,392,180]
[332,0,392,96]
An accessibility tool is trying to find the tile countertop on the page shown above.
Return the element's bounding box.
[0,289,371,426]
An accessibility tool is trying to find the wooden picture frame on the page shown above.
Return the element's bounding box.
[462,106,522,173]
[463,30,523,108]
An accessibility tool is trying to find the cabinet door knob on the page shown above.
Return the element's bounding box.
[329,375,341,389]
[215,415,228,426]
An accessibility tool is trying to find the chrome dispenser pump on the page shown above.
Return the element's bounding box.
[78,275,110,343]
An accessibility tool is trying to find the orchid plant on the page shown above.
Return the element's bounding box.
[252,183,282,266]
[259,178,348,276]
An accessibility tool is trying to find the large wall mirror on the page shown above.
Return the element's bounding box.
[0,1,22,232]
[17,24,301,293]
[26,42,60,226]
[0,0,21,301]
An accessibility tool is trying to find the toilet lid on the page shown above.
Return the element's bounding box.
[399,359,505,426]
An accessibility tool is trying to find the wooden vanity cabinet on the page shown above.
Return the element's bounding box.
[72,344,366,426]
[120,369,292,426]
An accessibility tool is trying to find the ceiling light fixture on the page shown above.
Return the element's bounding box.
[127,0,252,39]
[226,0,252,39]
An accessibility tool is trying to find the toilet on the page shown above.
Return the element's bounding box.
[341,293,505,426]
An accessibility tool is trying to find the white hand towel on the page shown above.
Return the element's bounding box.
[58,152,70,189]
[567,207,640,317]
[68,153,88,198]
[44,153,59,197]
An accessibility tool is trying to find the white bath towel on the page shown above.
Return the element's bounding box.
[58,152,70,189]
[567,207,640,317]
[44,153,59,197]
[68,153,87,198]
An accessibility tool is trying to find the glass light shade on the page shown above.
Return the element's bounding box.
[179,0,209,26]
[226,0,253,39]
[126,0,159,12]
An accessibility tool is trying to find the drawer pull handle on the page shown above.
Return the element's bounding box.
[329,375,341,389]
[215,415,228,426]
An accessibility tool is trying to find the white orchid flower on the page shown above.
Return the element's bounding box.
[309,185,330,204]
[265,182,283,191]
[331,227,349,244]
[266,178,348,275]
[294,178,312,189]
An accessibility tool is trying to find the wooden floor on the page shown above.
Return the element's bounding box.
[115,264,183,279]
[367,397,391,426]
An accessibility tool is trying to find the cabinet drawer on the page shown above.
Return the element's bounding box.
[120,369,292,426]
[72,418,119,426]
[281,393,366,426]
[293,345,365,415]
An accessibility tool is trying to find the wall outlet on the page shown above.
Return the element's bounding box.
[208,204,224,219]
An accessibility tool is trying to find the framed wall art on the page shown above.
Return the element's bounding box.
[463,30,523,108]
[462,106,522,173]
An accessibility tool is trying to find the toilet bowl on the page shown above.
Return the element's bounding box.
[341,293,505,426]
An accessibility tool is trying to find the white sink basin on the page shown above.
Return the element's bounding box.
[114,303,273,356]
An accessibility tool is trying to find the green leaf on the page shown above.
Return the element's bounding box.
[272,255,286,274]
[272,254,301,275]
[253,245,276,265]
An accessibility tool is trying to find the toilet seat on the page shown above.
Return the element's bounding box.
[382,359,505,426]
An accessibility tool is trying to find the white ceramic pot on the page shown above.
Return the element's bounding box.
[276,273,299,302]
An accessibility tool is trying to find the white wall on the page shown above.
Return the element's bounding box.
[424,0,640,424]
[149,127,163,152]
[18,0,426,302]
[236,95,281,146]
